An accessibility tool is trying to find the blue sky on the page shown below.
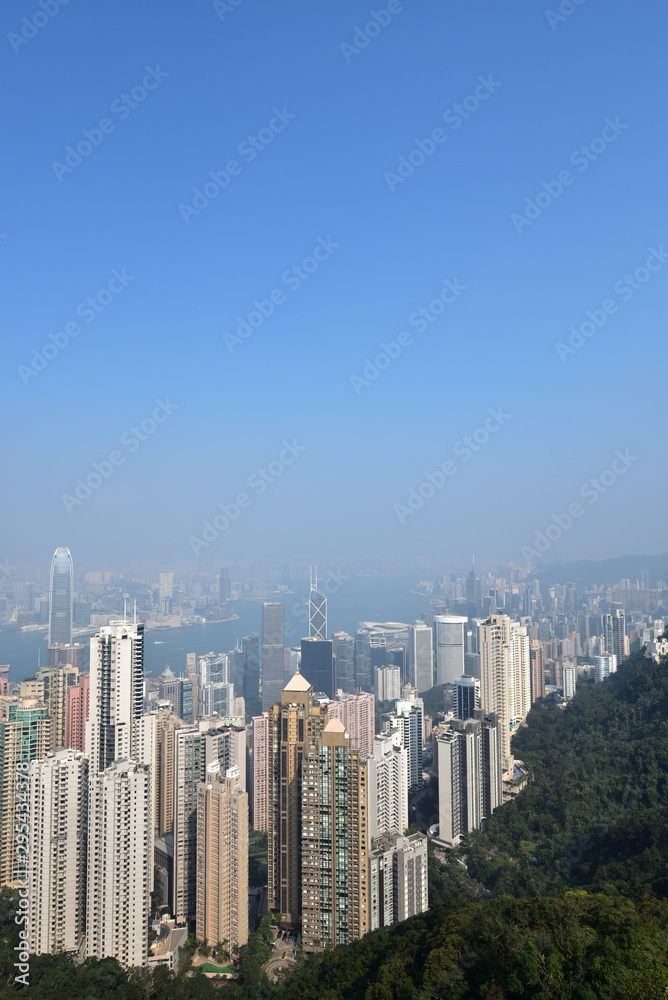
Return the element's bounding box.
[2,0,667,572]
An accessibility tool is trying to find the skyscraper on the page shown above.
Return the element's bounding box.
[563,661,576,699]
[267,669,327,927]
[0,697,51,886]
[454,675,481,720]
[308,568,327,640]
[65,674,90,752]
[354,629,372,691]
[219,566,231,602]
[437,712,501,848]
[86,760,152,969]
[240,633,261,718]
[36,662,80,751]
[196,763,248,951]
[300,637,334,699]
[433,616,467,686]
[408,623,433,693]
[366,732,409,839]
[262,603,285,710]
[604,609,627,664]
[326,691,375,757]
[300,719,369,950]
[332,632,355,693]
[49,547,73,645]
[478,615,530,771]
[529,640,545,704]
[173,720,248,925]
[28,749,88,956]
[87,621,145,775]
[368,832,428,931]
[251,712,269,832]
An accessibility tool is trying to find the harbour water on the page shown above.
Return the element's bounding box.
[0,575,434,683]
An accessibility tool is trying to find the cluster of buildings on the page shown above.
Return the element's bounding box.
[3,551,664,969]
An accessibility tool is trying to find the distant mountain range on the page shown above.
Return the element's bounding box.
[533,553,668,586]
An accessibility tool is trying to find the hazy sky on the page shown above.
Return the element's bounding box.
[3,0,667,572]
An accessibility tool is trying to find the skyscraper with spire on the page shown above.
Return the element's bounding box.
[466,557,482,616]
[308,567,327,639]
[48,547,73,645]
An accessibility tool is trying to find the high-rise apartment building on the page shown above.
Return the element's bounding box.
[251,712,269,832]
[173,720,247,925]
[368,832,428,931]
[594,654,617,685]
[408,624,433,693]
[300,719,369,950]
[196,764,248,951]
[563,661,576,700]
[391,701,423,790]
[326,691,375,757]
[437,712,501,848]
[28,749,88,956]
[33,663,79,751]
[434,616,467,686]
[156,709,184,836]
[454,675,481,720]
[604,609,627,664]
[478,615,531,771]
[49,547,73,645]
[239,633,261,718]
[529,640,545,704]
[374,664,401,703]
[262,603,285,710]
[48,643,85,671]
[366,732,409,839]
[65,674,90,752]
[86,760,152,969]
[87,621,145,775]
[267,669,327,927]
[0,698,51,886]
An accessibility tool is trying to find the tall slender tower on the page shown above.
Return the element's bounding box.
[49,547,73,645]
[267,668,327,926]
[262,603,285,711]
[86,760,152,969]
[433,616,467,686]
[196,763,249,951]
[28,749,88,955]
[409,624,433,693]
[308,567,327,640]
[87,621,145,774]
[300,720,369,950]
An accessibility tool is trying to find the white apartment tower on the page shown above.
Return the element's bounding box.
[478,615,531,771]
[87,621,145,775]
[366,732,409,839]
[86,760,153,969]
[28,749,89,956]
